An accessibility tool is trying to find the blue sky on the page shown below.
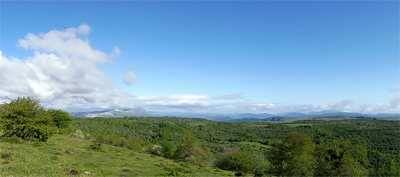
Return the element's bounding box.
[1,1,399,114]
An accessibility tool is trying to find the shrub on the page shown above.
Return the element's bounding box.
[174,139,211,165]
[144,144,163,156]
[0,97,57,142]
[217,151,252,174]
[1,134,24,144]
[89,134,105,151]
[160,143,175,158]
[70,130,85,139]
[254,170,264,177]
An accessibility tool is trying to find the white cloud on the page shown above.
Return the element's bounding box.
[137,98,356,114]
[121,71,136,86]
[137,93,243,101]
[390,94,400,108]
[388,85,400,109]
[0,24,134,110]
[17,24,111,65]
[358,103,392,114]
[197,100,358,114]
[143,100,211,108]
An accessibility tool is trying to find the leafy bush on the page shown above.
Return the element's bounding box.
[160,143,175,158]
[0,97,57,142]
[0,97,72,142]
[174,139,211,165]
[217,151,252,174]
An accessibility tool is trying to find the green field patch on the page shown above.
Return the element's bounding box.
[237,141,269,150]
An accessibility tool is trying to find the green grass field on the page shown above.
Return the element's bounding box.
[0,134,235,177]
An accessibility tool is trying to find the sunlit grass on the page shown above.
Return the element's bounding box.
[0,134,235,176]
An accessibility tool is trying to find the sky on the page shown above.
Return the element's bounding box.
[0,1,399,114]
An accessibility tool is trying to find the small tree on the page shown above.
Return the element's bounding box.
[267,132,316,176]
[47,109,72,129]
[0,96,71,142]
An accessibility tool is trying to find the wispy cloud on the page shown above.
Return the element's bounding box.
[389,84,400,92]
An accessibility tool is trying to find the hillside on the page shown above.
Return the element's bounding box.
[0,134,234,176]
[72,117,400,170]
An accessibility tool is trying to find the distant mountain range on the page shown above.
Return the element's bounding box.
[70,109,153,118]
[70,109,399,122]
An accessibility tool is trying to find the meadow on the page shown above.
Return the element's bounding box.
[0,134,234,176]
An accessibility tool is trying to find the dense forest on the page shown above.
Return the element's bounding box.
[70,116,400,176]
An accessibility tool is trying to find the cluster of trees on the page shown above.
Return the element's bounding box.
[0,97,72,142]
[216,132,399,176]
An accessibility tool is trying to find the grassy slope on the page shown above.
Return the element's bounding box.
[0,134,235,177]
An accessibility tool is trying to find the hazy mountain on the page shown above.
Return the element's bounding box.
[70,109,399,121]
[368,113,400,118]
[70,109,153,118]
[275,112,308,117]
[229,113,273,119]
[307,110,363,117]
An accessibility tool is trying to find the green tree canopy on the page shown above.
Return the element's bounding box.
[315,138,369,176]
[268,132,316,176]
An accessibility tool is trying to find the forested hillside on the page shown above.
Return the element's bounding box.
[71,116,400,176]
